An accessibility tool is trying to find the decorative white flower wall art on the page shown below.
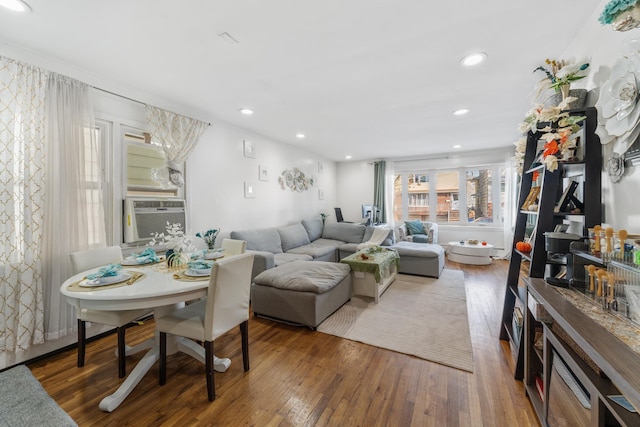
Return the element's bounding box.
[595,48,640,155]
[277,168,315,192]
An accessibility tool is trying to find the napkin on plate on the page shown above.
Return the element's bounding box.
[187,260,214,270]
[131,247,159,263]
[86,263,122,280]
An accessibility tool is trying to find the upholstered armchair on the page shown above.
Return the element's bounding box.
[395,220,438,244]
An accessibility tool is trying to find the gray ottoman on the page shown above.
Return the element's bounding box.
[251,260,352,329]
[391,241,445,278]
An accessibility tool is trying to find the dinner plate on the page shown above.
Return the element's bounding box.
[204,252,224,260]
[80,273,132,287]
[185,269,211,277]
[121,258,155,266]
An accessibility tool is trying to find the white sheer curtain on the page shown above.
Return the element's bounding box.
[145,105,208,188]
[0,56,48,351]
[495,157,518,260]
[41,74,106,340]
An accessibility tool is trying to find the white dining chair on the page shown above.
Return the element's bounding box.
[155,252,255,401]
[220,238,247,257]
[70,246,152,378]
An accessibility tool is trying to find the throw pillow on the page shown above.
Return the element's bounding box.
[405,220,426,236]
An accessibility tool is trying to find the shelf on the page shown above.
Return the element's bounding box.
[501,107,602,414]
[524,383,545,422]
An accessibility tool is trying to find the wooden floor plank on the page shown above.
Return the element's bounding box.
[26,258,539,426]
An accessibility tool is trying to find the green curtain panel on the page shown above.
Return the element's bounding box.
[373,161,386,224]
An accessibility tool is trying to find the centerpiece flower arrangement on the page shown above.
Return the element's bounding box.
[515,97,586,173]
[148,222,196,267]
[533,59,589,102]
[196,228,220,250]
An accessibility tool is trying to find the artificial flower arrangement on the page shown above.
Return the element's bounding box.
[599,0,640,31]
[533,59,589,101]
[148,222,197,254]
[515,97,586,173]
[196,228,220,250]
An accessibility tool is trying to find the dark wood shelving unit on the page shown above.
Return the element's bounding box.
[500,107,602,381]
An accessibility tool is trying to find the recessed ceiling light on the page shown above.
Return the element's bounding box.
[453,109,470,116]
[296,133,305,139]
[453,144,462,149]
[345,155,352,159]
[0,0,30,12]
[239,108,253,115]
[460,52,487,67]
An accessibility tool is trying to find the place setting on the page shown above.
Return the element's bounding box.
[172,259,214,281]
[121,247,161,266]
[67,264,146,292]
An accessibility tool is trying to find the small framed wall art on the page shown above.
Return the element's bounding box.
[243,140,256,158]
[259,165,269,181]
[318,189,324,200]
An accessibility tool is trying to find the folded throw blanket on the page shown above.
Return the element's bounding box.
[357,227,390,250]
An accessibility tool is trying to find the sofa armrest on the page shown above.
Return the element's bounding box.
[427,222,438,244]
[246,250,275,282]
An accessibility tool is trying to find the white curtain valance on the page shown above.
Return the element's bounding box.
[144,105,209,188]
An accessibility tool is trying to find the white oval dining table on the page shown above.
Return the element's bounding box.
[60,263,229,412]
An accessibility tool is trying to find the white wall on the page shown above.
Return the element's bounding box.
[92,90,338,242]
[186,123,337,238]
[563,0,640,231]
[336,161,376,223]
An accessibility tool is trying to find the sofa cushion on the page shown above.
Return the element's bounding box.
[287,241,338,259]
[301,218,324,241]
[405,220,426,235]
[254,260,350,294]
[392,241,444,258]
[230,228,283,254]
[322,222,366,243]
[277,223,311,252]
[274,252,313,266]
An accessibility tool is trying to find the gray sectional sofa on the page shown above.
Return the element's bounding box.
[231,218,445,329]
[230,218,393,280]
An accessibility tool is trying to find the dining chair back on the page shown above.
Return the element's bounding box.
[156,252,255,401]
[69,246,152,378]
[220,238,247,257]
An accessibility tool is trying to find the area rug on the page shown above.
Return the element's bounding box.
[0,365,77,426]
[317,269,474,372]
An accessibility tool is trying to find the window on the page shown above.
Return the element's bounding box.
[123,126,180,198]
[393,164,504,225]
[84,123,108,246]
[436,171,459,222]
[466,168,493,224]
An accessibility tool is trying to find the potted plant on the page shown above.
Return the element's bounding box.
[533,59,589,108]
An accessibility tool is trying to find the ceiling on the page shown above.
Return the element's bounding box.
[0,0,603,162]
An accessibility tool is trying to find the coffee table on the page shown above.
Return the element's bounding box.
[340,249,400,303]
[447,241,494,265]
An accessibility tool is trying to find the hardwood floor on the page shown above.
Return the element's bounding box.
[28,259,540,426]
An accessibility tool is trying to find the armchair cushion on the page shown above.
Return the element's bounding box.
[405,220,426,236]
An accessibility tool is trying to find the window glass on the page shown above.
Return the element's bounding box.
[436,171,459,223]
[393,163,505,225]
[85,123,107,246]
[466,168,493,224]
[408,173,429,221]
